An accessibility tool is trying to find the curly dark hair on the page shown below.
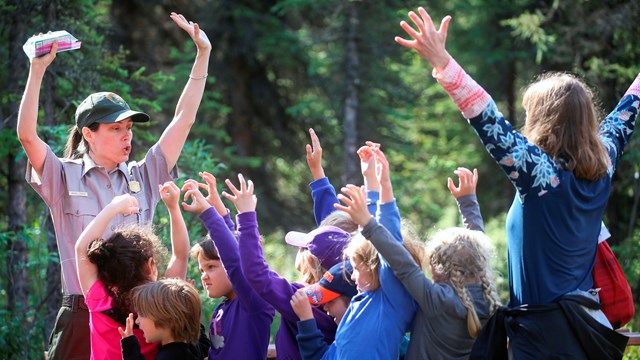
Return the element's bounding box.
[87,223,166,324]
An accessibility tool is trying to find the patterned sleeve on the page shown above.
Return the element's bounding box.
[434,58,555,198]
[599,88,639,175]
[468,101,560,199]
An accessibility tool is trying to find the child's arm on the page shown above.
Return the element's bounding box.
[290,288,314,321]
[75,195,139,296]
[184,173,274,315]
[200,171,236,230]
[230,175,335,332]
[361,216,441,315]
[157,13,212,170]
[447,167,485,232]
[335,185,373,228]
[307,128,326,181]
[292,289,331,360]
[119,314,145,360]
[307,128,340,225]
[183,171,235,230]
[160,181,189,280]
[337,185,422,310]
[358,143,381,216]
[359,144,380,193]
[372,147,402,242]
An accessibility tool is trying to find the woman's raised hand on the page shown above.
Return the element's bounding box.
[395,7,452,69]
[170,12,212,52]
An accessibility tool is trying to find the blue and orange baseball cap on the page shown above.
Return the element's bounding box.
[303,261,358,305]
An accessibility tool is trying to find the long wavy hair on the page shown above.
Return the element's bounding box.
[296,248,324,285]
[344,233,381,291]
[426,227,500,338]
[86,223,166,324]
[522,72,610,180]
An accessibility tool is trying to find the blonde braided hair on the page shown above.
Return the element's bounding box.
[426,227,500,338]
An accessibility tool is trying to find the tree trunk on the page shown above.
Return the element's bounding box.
[342,1,360,185]
[43,0,62,341]
[6,0,30,357]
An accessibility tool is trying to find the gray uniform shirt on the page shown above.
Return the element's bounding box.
[369,194,491,360]
[26,144,175,295]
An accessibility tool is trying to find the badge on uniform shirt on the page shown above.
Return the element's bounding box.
[129,181,141,193]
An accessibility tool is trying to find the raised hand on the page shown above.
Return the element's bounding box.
[447,167,478,199]
[395,7,452,69]
[222,173,257,214]
[306,128,325,180]
[159,181,181,210]
[110,194,139,215]
[358,144,378,191]
[199,171,227,216]
[118,313,135,339]
[181,179,212,214]
[371,146,396,204]
[30,33,58,69]
[372,147,391,188]
[180,172,227,216]
[170,12,212,52]
[290,288,314,321]
[335,184,372,227]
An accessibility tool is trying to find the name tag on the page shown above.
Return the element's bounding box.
[69,191,88,197]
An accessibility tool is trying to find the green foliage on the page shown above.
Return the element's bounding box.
[501,10,557,64]
[0,226,57,358]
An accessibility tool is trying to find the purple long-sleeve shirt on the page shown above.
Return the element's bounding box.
[237,211,337,360]
[199,208,275,360]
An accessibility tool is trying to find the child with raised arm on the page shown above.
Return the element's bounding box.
[308,144,417,359]
[290,261,358,360]
[396,6,637,358]
[304,128,376,230]
[324,185,417,359]
[118,279,210,360]
[448,167,484,232]
[182,171,275,359]
[232,173,346,360]
[75,181,190,360]
[371,163,500,359]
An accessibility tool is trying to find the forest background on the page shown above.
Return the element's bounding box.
[1,0,640,358]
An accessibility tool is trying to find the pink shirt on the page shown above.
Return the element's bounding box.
[86,279,158,360]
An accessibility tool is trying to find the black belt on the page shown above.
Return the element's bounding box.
[62,294,88,312]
